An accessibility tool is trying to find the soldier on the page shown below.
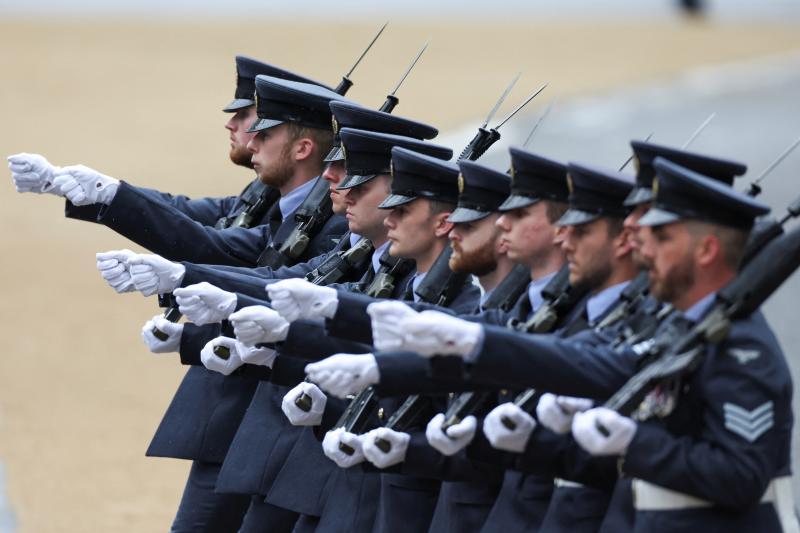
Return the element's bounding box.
[105,74,348,532]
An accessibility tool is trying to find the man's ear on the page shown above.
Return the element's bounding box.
[695,233,721,268]
[293,137,314,162]
[614,225,635,259]
[433,212,455,238]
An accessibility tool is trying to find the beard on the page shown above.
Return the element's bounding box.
[258,146,294,189]
[571,251,613,295]
[229,144,254,168]
[649,253,695,304]
[450,239,498,276]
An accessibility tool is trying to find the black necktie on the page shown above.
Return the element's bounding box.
[403,276,417,301]
[267,203,283,240]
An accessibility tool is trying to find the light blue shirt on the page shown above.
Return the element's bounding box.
[411,272,428,302]
[528,270,558,315]
[371,241,392,275]
[278,177,318,222]
[479,288,495,310]
[682,292,717,323]
[349,232,362,248]
[586,280,631,325]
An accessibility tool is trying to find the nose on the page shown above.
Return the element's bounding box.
[559,226,574,252]
[384,211,397,230]
[322,163,336,183]
[496,214,510,232]
[246,136,258,153]
[225,116,236,132]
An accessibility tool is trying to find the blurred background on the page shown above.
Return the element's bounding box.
[1,1,799,531]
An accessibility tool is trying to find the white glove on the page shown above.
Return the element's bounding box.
[229,306,290,346]
[304,353,380,399]
[7,153,62,194]
[173,282,237,325]
[483,402,537,452]
[536,393,594,435]
[128,254,186,296]
[281,382,326,426]
[425,413,477,456]
[96,249,137,293]
[572,407,636,456]
[400,310,483,357]
[322,428,366,468]
[239,345,276,367]
[200,337,244,376]
[141,314,183,353]
[51,164,119,205]
[266,278,338,322]
[366,301,420,351]
[362,427,410,469]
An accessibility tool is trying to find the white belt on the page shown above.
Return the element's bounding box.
[554,478,585,489]
[633,477,800,533]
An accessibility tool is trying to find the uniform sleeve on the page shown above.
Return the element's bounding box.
[516,428,619,491]
[178,323,222,366]
[280,319,372,360]
[179,251,332,299]
[622,317,793,507]
[96,181,268,266]
[135,185,239,226]
[398,432,505,483]
[468,325,637,398]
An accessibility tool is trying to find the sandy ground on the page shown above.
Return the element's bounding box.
[1,18,800,533]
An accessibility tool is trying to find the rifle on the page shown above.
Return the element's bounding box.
[439,264,533,432]
[500,265,589,429]
[482,263,531,313]
[151,293,183,341]
[600,221,800,430]
[305,235,374,285]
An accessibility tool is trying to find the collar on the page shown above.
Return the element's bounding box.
[479,288,494,311]
[411,272,428,303]
[527,270,558,314]
[682,292,717,323]
[587,280,631,324]
[371,241,391,274]
[349,232,362,248]
[278,177,318,222]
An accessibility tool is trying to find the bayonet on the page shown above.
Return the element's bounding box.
[619,132,654,172]
[522,100,555,149]
[482,72,521,128]
[748,135,800,197]
[493,83,548,130]
[681,112,715,149]
[335,21,388,95]
[380,42,429,113]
